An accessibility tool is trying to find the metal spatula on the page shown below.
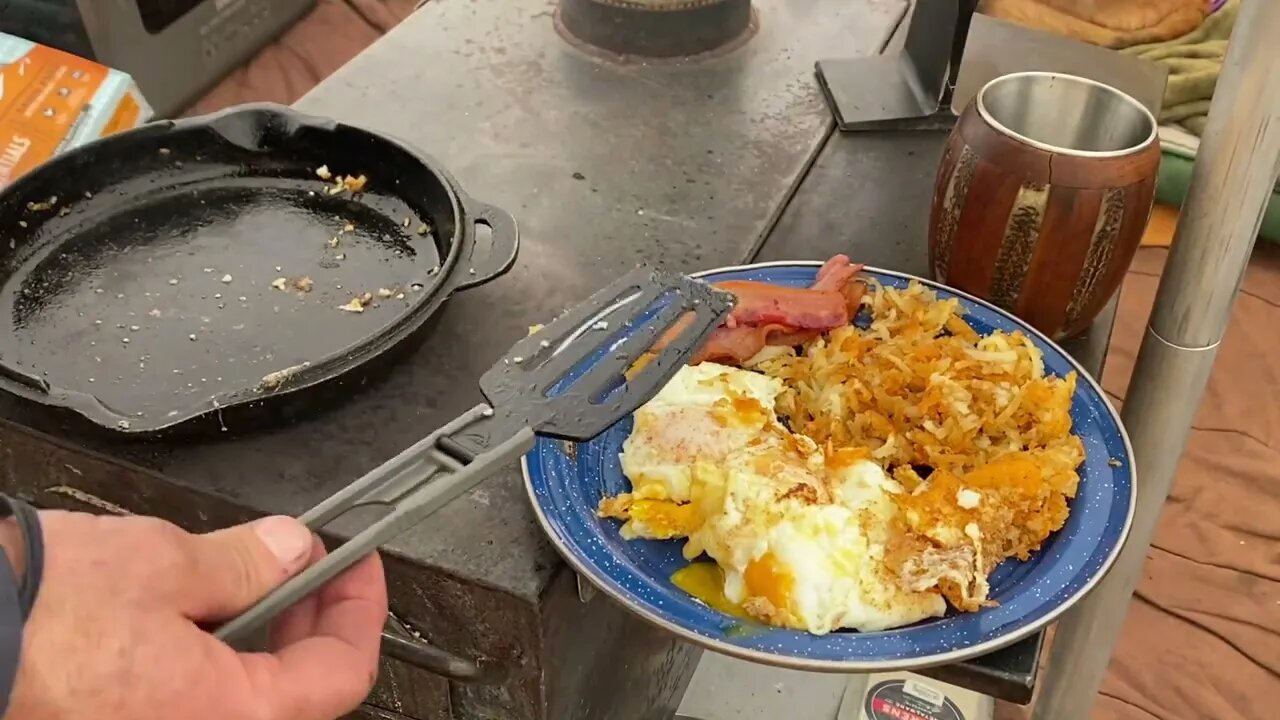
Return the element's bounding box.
[214,266,734,644]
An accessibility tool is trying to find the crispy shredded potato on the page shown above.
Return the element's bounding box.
[751,279,1083,610]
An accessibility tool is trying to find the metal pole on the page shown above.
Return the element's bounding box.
[1032,0,1280,717]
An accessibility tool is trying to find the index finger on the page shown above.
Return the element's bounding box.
[237,551,387,720]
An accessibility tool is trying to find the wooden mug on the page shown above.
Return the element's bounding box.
[929,71,1161,340]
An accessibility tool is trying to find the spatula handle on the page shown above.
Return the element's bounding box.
[214,405,535,645]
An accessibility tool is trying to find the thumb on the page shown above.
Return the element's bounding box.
[178,516,315,621]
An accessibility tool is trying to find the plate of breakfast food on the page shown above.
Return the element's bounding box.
[522,256,1135,671]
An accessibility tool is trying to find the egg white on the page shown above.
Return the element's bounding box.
[619,362,783,503]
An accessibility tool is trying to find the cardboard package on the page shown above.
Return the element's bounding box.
[0,33,153,190]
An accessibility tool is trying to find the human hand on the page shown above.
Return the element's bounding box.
[4,510,387,720]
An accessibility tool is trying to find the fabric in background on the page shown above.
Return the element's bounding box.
[1122,0,1238,137]
[978,0,1207,49]
[183,0,419,117]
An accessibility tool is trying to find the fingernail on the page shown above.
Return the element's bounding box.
[253,516,312,566]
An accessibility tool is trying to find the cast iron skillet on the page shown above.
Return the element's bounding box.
[0,103,518,438]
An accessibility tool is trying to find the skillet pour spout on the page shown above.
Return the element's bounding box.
[0,103,518,438]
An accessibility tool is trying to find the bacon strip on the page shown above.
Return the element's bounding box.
[712,281,849,330]
[689,325,822,365]
[654,254,865,366]
[812,254,861,293]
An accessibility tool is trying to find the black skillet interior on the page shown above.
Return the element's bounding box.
[0,104,517,437]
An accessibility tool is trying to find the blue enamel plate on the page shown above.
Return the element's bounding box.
[522,262,1135,671]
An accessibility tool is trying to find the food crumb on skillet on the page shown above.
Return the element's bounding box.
[221,274,233,283]
[316,165,332,180]
[158,148,170,156]
[167,278,179,285]
[326,174,368,195]
[273,276,314,294]
[188,334,197,341]
[26,196,57,212]
[402,217,411,228]
[338,292,374,313]
[342,223,354,233]
[417,224,431,235]
[258,362,312,391]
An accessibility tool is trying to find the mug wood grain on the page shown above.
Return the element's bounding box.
[928,75,1161,340]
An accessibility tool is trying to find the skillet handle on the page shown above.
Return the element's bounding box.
[452,200,519,291]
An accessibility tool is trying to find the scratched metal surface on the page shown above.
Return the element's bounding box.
[0,1,909,719]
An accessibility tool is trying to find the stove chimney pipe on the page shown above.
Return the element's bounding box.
[557,0,754,58]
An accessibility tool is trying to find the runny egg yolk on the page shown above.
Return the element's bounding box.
[671,554,796,623]
[670,563,751,619]
[743,552,794,615]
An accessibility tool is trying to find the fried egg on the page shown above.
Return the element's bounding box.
[618,362,782,504]
[683,440,945,633]
[600,363,947,634]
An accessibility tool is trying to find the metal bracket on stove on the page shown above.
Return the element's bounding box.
[576,572,599,604]
[382,612,486,682]
[816,0,979,132]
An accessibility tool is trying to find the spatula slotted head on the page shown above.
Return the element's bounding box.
[477,266,733,441]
